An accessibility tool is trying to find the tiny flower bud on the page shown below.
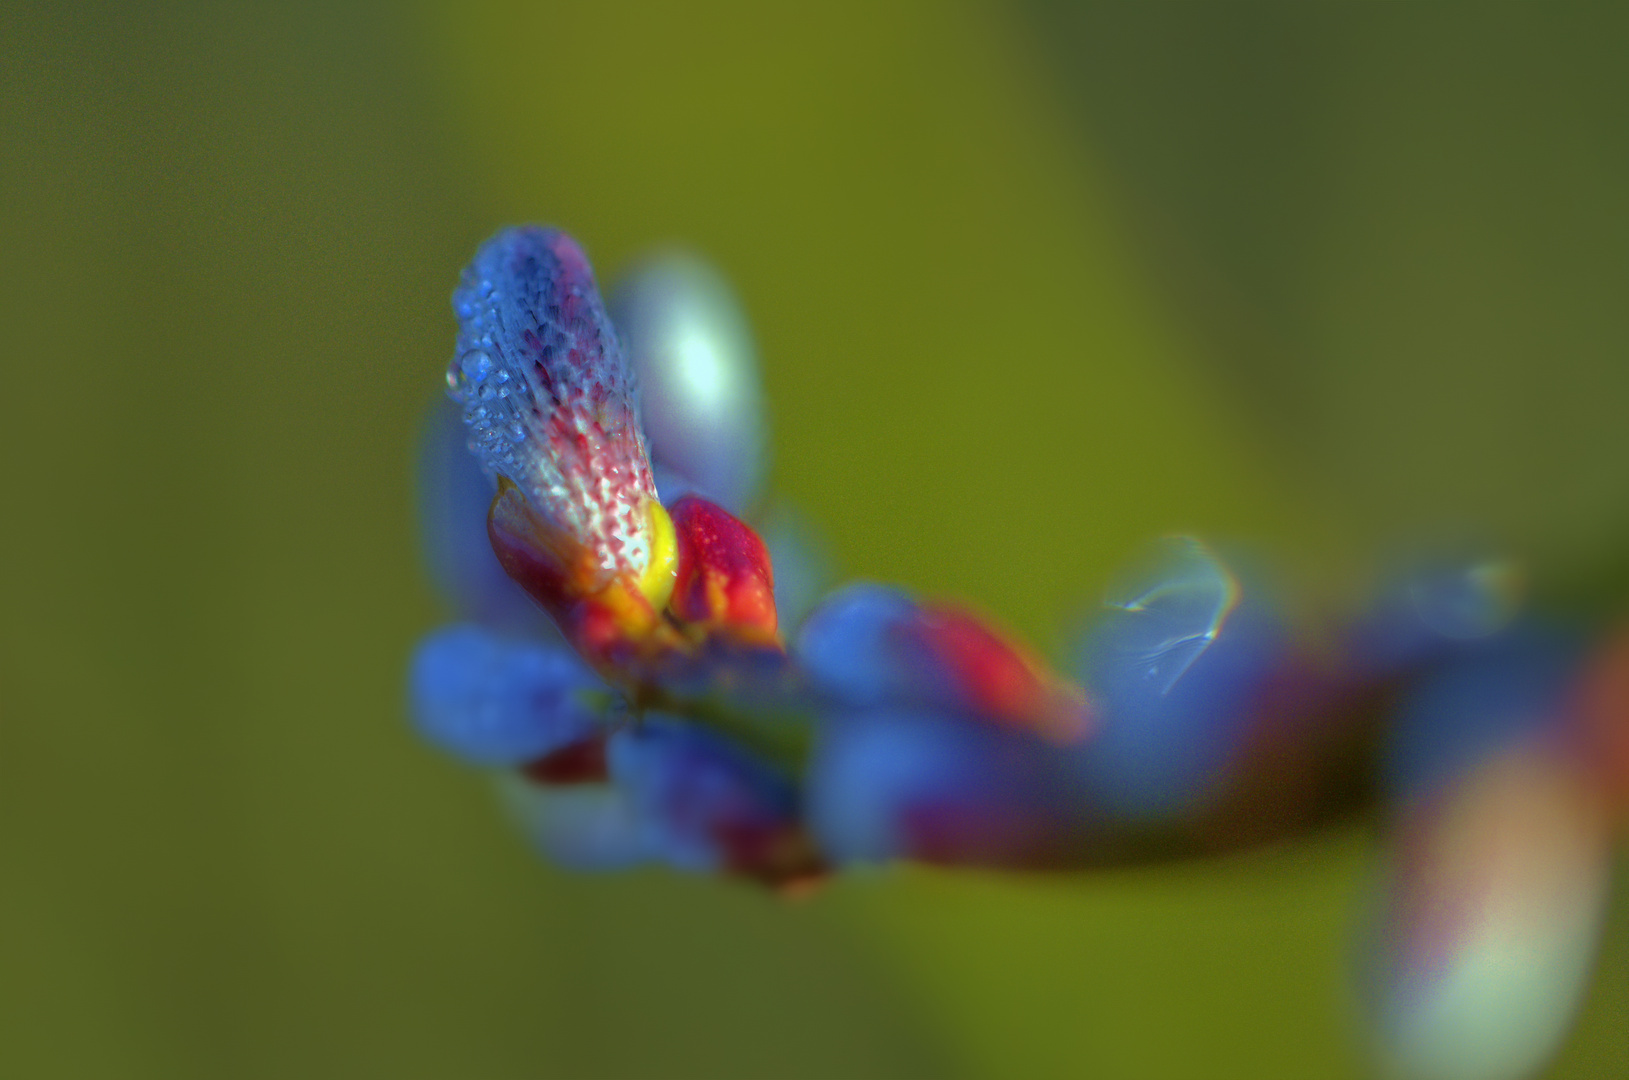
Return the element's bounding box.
[668,495,778,642]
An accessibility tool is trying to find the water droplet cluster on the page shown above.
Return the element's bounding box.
[448,227,659,583]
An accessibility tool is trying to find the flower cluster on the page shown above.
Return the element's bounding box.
[413,226,1629,1077]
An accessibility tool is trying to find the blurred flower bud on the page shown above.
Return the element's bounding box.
[797,584,1089,741]
[1349,553,1526,678]
[1072,537,1286,820]
[795,584,920,706]
[807,709,1082,866]
[410,625,607,767]
[1382,625,1579,805]
[610,252,768,513]
[608,716,819,886]
[495,771,651,870]
[1362,631,1610,1080]
[1363,747,1610,1080]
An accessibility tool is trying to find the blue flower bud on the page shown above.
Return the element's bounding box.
[795,584,921,708]
[1382,623,1581,807]
[410,625,607,766]
[1072,538,1285,820]
[607,716,806,878]
[1347,553,1525,678]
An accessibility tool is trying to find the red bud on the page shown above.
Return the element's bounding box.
[906,604,1092,743]
[669,496,778,642]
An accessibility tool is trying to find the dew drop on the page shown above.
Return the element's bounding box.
[459,349,494,386]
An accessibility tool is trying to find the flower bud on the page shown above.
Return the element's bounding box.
[668,495,778,642]
[410,625,606,767]
[450,226,663,609]
[610,252,767,513]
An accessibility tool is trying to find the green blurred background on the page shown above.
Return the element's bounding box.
[4,3,1628,1076]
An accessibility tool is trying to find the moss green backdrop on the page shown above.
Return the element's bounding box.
[4,3,1627,1077]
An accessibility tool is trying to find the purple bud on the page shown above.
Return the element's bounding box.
[808,710,1081,866]
[607,716,811,880]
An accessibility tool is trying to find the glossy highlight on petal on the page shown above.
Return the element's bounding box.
[1097,536,1240,697]
[609,251,768,512]
[450,226,660,592]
